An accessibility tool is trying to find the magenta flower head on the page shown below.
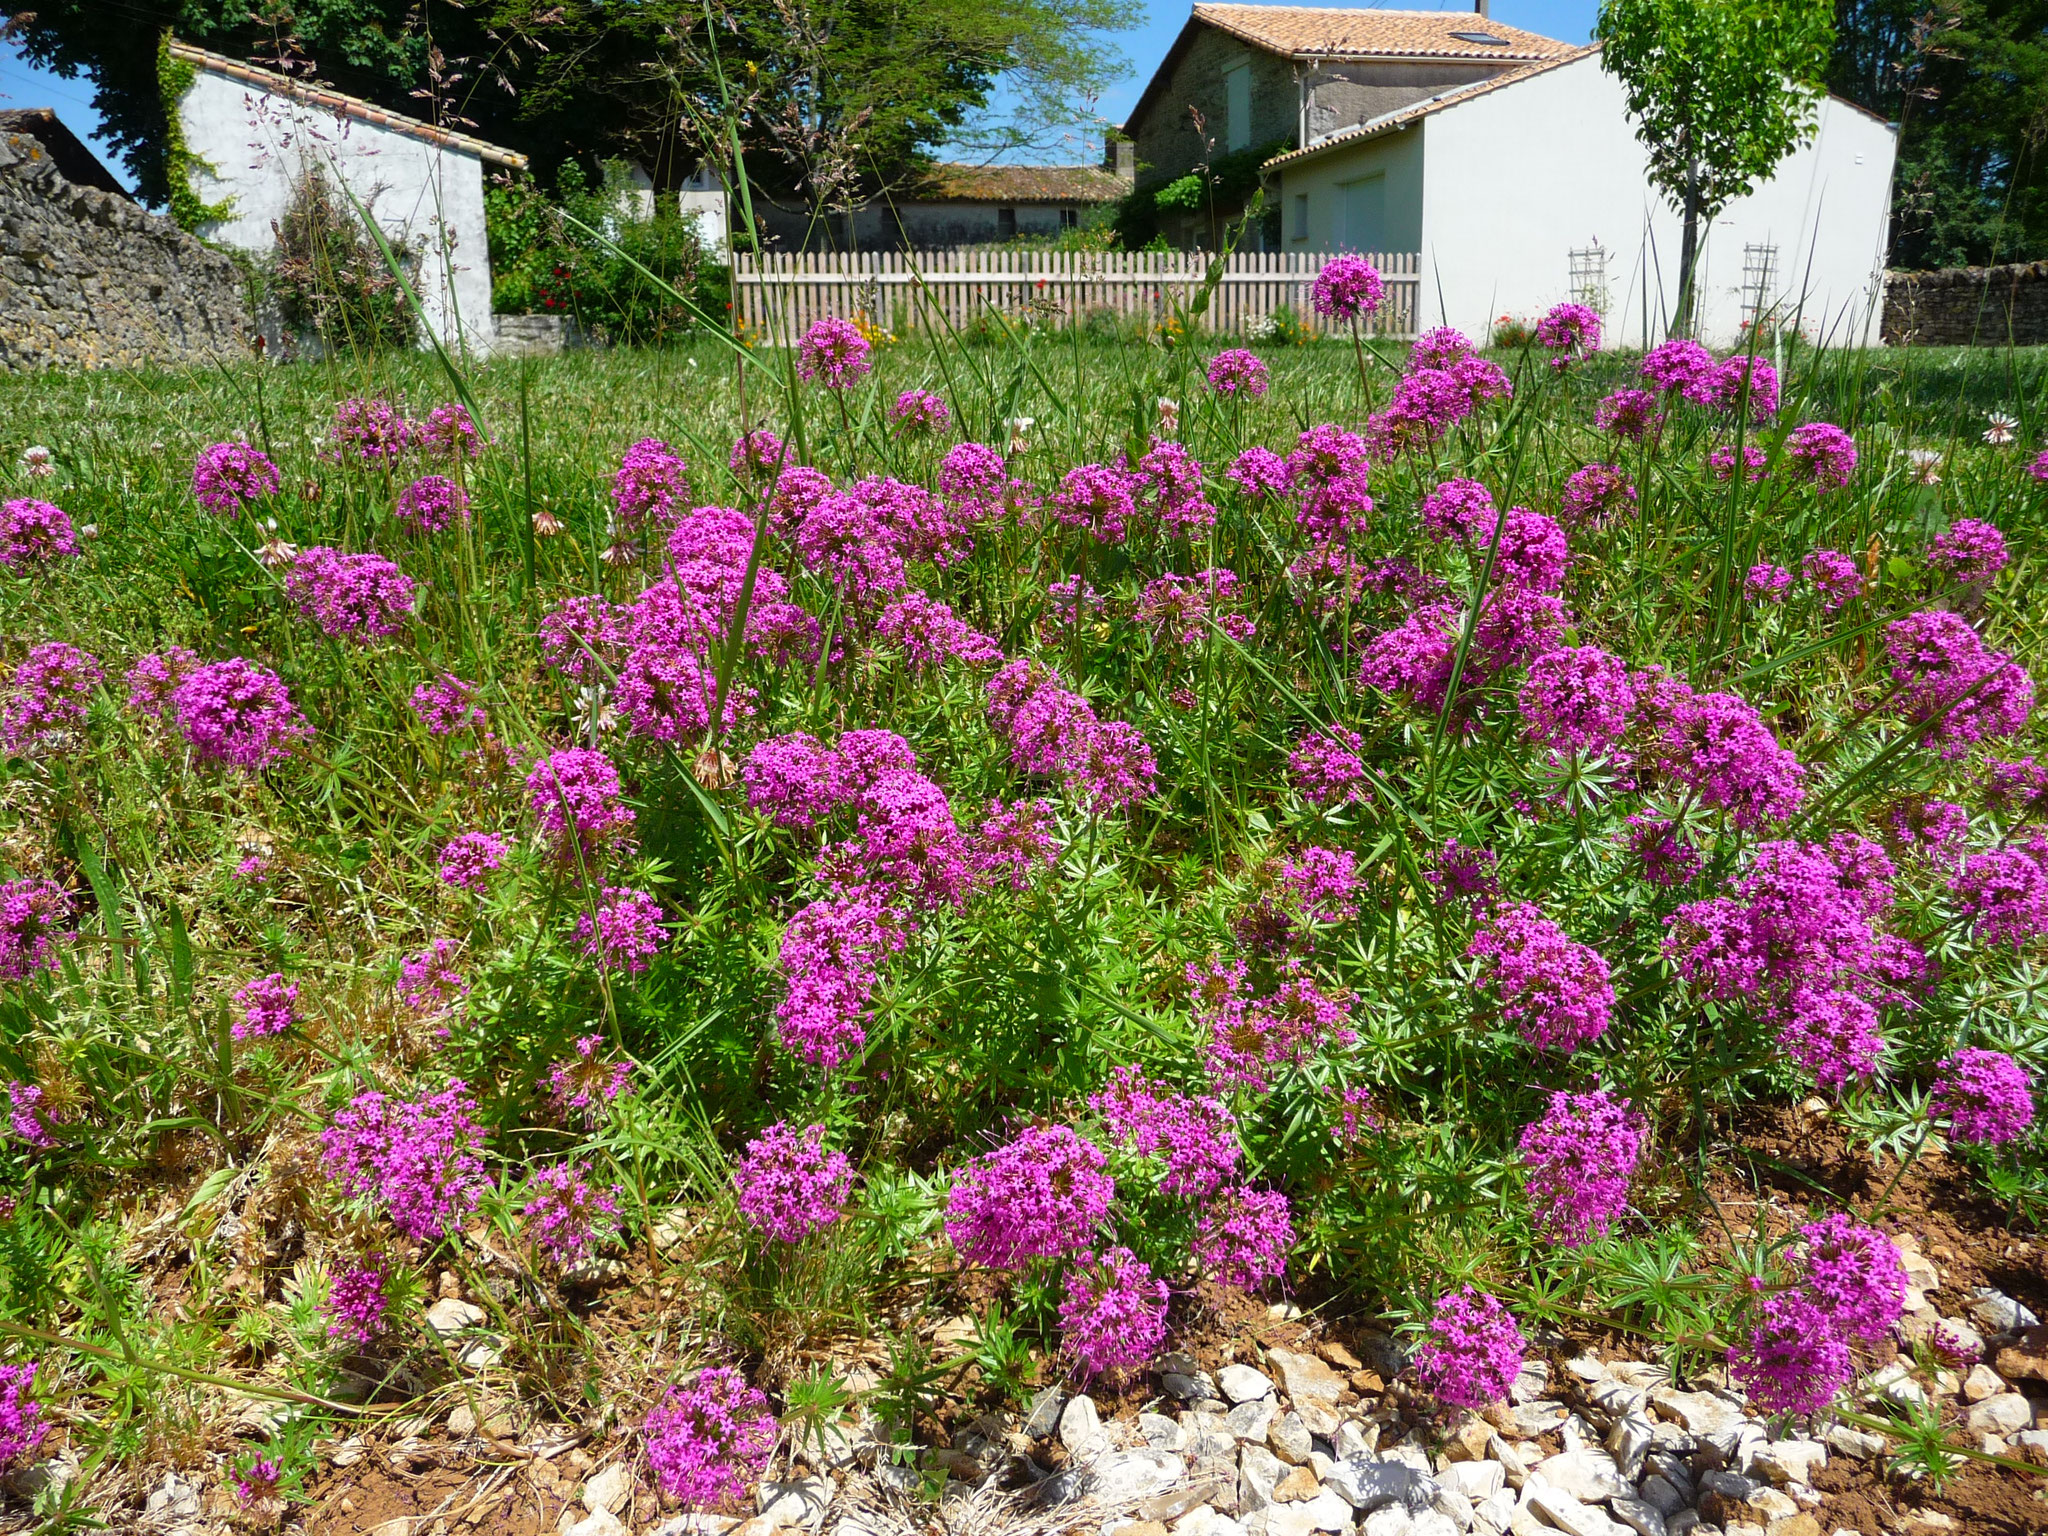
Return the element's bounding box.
[1534,303,1601,367]
[1227,447,1292,499]
[395,474,470,533]
[1795,1213,1905,1344]
[1206,348,1271,398]
[417,402,483,459]
[729,429,787,481]
[1594,387,1662,442]
[523,1159,622,1267]
[398,937,467,1014]
[1059,1246,1170,1378]
[732,1121,854,1243]
[162,658,310,770]
[1519,1088,1645,1245]
[645,1368,777,1510]
[1886,609,2035,759]
[322,1259,392,1344]
[613,438,688,531]
[410,674,485,735]
[0,1362,46,1467]
[1289,725,1369,808]
[1730,1290,1851,1417]
[1689,355,1780,423]
[285,547,416,641]
[438,831,509,893]
[1090,1065,1240,1197]
[1559,463,1636,529]
[889,388,951,434]
[575,886,665,974]
[233,972,299,1040]
[527,748,635,862]
[1051,462,1136,545]
[2033,448,2048,483]
[0,880,70,983]
[1411,326,1475,370]
[938,441,1008,507]
[328,397,412,463]
[1747,563,1793,602]
[1519,645,1637,756]
[193,442,282,516]
[1469,902,1615,1053]
[1931,1048,2035,1145]
[0,499,80,570]
[796,316,874,388]
[1928,519,2009,586]
[544,1034,635,1123]
[1415,1286,1526,1409]
[1785,422,1858,491]
[1311,255,1384,321]
[1193,1184,1294,1289]
[320,1081,490,1243]
[1710,444,1769,482]
[1640,338,1715,394]
[3,641,103,752]
[945,1123,1112,1269]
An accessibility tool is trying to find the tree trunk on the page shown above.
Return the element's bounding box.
[1674,160,1703,337]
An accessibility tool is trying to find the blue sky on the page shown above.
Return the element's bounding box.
[1,0,1602,190]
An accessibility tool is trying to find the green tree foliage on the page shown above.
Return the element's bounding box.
[1827,0,2048,268]
[1596,0,1836,332]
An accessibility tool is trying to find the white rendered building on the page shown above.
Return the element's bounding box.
[169,39,526,355]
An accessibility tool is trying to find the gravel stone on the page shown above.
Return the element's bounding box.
[1024,1388,1067,1439]
[1609,1497,1669,1536]
[1965,1393,2033,1435]
[1963,1364,2007,1403]
[1325,1457,1438,1514]
[1269,1413,1313,1466]
[1267,1349,1347,1405]
[1970,1287,2040,1333]
[1059,1394,1106,1456]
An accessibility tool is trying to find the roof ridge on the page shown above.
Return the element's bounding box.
[166,39,528,169]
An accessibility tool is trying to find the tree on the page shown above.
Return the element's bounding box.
[1827,0,2048,269]
[1597,0,1836,333]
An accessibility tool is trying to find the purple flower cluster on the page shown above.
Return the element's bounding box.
[645,1369,777,1510]
[575,886,665,973]
[1950,848,2048,949]
[1795,1214,1906,1344]
[523,1160,622,1266]
[1640,338,1715,394]
[796,317,874,388]
[1519,646,1636,755]
[1468,902,1615,1053]
[395,475,469,533]
[1534,302,1601,368]
[192,442,281,515]
[417,402,482,459]
[1518,1088,1645,1245]
[286,547,416,641]
[890,388,951,434]
[1558,463,1636,529]
[0,1363,46,1468]
[613,438,688,531]
[1050,462,1137,545]
[1785,422,1858,490]
[1930,1048,2034,1144]
[398,938,467,1013]
[1059,1246,1169,1376]
[1310,255,1383,321]
[1710,444,1769,482]
[1885,610,2035,759]
[1688,355,1780,423]
[1288,726,1368,807]
[1595,387,1662,441]
[0,498,80,569]
[543,1035,635,1123]
[1089,1065,1239,1197]
[1730,1290,1852,1417]
[1189,957,1352,1090]
[3,641,102,751]
[411,674,486,735]
[328,397,412,462]
[6,1083,53,1146]
[438,831,509,893]
[985,659,1158,811]
[0,880,70,983]
[774,886,906,1069]
[945,1123,1112,1268]
[323,1261,393,1343]
[876,592,1003,670]
[527,749,636,864]
[320,1081,490,1243]
[1207,348,1271,397]
[1802,548,1864,611]
[1747,563,1793,602]
[1927,519,2009,586]
[1192,1184,1295,1288]
[233,972,299,1040]
[1415,1286,1526,1408]
[131,655,310,771]
[732,1120,854,1242]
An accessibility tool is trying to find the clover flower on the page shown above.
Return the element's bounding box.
[0,881,70,983]
[1519,1088,1645,1245]
[645,1369,777,1510]
[1059,1246,1170,1376]
[1519,646,1637,755]
[1192,1184,1294,1288]
[1206,348,1270,397]
[945,1123,1112,1268]
[1931,1048,2035,1144]
[523,1160,622,1266]
[1310,255,1383,320]
[1288,726,1368,807]
[286,547,416,641]
[1415,1286,1526,1408]
[1090,1065,1239,1197]
[320,1082,490,1243]
[1795,1214,1906,1344]
[192,442,281,515]
[613,438,688,531]
[796,317,874,388]
[576,886,665,973]
[0,498,79,569]
[1928,519,2009,586]
[233,973,298,1040]
[1469,902,1615,1053]
[732,1121,854,1243]
[17,446,51,478]
[438,832,508,893]
[1785,423,1858,491]
[395,474,469,533]
[1730,1290,1851,1417]
[527,749,636,862]
[3,641,102,752]
[1534,302,1601,368]
[328,398,412,462]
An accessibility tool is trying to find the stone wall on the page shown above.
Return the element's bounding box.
[0,130,250,372]
[1883,262,2048,346]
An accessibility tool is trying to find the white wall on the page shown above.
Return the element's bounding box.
[1279,53,1897,348]
[1276,126,1424,257]
[178,68,496,355]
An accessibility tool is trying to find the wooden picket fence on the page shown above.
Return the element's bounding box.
[730,250,1421,340]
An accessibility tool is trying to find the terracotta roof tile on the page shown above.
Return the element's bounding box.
[1192,4,1573,61]
[166,40,528,169]
[916,164,1127,203]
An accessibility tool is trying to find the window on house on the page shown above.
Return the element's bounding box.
[997,206,1017,240]
[1338,173,1385,252]
[1060,206,1079,229]
[1291,193,1309,242]
[1225,61,1252,152]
